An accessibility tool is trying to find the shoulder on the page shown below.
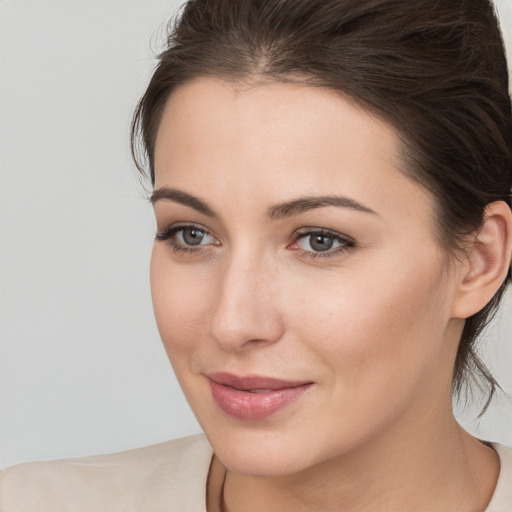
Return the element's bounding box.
[0,434,212,512]
[486,443,512,512]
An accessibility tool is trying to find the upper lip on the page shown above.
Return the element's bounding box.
[206,372,312,391]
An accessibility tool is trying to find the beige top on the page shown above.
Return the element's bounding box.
[1,434,511,511]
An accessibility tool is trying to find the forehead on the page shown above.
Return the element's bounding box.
[153,77,432,227]
[156,77,394,144]
[155,78,397,177]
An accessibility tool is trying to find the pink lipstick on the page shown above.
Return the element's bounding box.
[207,373,313,420]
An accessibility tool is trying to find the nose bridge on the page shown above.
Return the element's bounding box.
[209,244,284,350]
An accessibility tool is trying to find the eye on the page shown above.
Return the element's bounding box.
[176,226,212,246]
[290,228,355,257]
[300,232,337,252]
[155,224,218,253]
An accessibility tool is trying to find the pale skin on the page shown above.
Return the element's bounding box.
[150,78,512,511]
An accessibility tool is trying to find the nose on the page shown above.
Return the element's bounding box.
[208,250,285,351]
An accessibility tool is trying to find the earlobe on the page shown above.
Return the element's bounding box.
[452,201,512,319]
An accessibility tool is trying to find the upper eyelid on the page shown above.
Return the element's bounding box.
[155,224,217,251]
[293,227,354,242]
[156,223,355,247]
[156,222,212,236]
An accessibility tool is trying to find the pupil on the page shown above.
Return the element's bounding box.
[183,228,204,246]
[310,234,333,252]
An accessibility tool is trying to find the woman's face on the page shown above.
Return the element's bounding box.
[151,78,464,476]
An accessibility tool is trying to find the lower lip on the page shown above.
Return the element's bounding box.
[208,380,313,420]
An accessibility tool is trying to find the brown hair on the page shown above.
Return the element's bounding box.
[131,0,512,410]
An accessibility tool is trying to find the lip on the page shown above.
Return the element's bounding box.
[206,372,313,420]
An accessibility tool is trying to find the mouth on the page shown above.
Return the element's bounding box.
[206,372,314,420]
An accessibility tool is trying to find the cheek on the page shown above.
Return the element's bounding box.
[150,245,213,359]
[286,251,451,399]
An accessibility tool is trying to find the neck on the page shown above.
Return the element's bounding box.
[213,407,499,512]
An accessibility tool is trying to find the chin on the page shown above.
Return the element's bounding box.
[216,438,315,477]
[200,418,337,477]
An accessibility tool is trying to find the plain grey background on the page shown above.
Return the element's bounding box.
[1,0,511,469]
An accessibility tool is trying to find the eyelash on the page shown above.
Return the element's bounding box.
[155,224,356,259]
[292,228,355,259]
[155,224,214,255]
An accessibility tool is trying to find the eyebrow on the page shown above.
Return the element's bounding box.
[268,195,377,220]
[150,187,377,219]
[150,187,216,217]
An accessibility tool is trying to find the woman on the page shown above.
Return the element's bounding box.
[1,0,511,510]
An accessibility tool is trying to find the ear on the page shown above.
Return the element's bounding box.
[452,201,512,319]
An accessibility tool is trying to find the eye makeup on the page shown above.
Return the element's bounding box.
[156,222,356,260]
[289,227,356,259]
